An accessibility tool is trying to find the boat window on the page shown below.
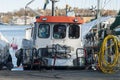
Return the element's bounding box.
[69,24,80,39]
[38,24,50,38]
[53,24,66,39]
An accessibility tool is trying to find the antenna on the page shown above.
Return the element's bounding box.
[50,0,59,16]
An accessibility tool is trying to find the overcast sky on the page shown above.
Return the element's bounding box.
[0,0,120,12]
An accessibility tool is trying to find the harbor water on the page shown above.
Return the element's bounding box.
[0,25,30,67]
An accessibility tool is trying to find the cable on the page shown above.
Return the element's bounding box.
[101,0,111,10]
[98,35,120,73]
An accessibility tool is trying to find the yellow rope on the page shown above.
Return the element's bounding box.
[98,35,120,74]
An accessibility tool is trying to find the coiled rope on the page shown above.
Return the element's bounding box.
[98,35,120,73]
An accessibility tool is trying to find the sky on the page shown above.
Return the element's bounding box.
[0,0,120,13]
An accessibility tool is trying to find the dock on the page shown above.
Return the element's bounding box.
[0,70,119,80]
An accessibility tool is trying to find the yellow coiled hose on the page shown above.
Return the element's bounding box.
[98,35,120,73]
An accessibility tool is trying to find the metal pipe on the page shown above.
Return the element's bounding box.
[50,0,59,16]
[25,8,27,25]
[52,1,55,16]
[97,0,101,42]
[97,0,100,19]
[25,0,35,25]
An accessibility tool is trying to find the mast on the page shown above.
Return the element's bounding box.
[97,0,101,40]
[97,0,101,19]
[50,0,59,16]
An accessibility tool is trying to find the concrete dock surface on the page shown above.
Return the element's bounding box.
[0,70,119,80]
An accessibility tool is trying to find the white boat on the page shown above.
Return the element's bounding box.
[15,0,113,70]
[0,32,13,70]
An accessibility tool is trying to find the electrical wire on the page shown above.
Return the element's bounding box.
[98,35,120,73]
[101,0,112,10]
